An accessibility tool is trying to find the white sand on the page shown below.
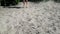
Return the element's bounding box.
[0,1,60,34]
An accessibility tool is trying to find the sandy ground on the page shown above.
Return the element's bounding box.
[0,1,60,34]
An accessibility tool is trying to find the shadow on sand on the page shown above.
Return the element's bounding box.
[3,6,24,9]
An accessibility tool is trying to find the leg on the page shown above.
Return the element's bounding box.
[26,0,28,8]
[23,0,25,7]
[26,0,28,4]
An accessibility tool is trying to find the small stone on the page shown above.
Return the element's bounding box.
[32,27,36,29]
[36,32,40,34]
[46,31,50,33]
[28,19,32,21]
[53,27,56,31]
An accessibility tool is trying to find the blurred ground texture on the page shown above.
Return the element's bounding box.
[0,1,60,34]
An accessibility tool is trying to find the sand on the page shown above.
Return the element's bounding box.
[0,1,60,34]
